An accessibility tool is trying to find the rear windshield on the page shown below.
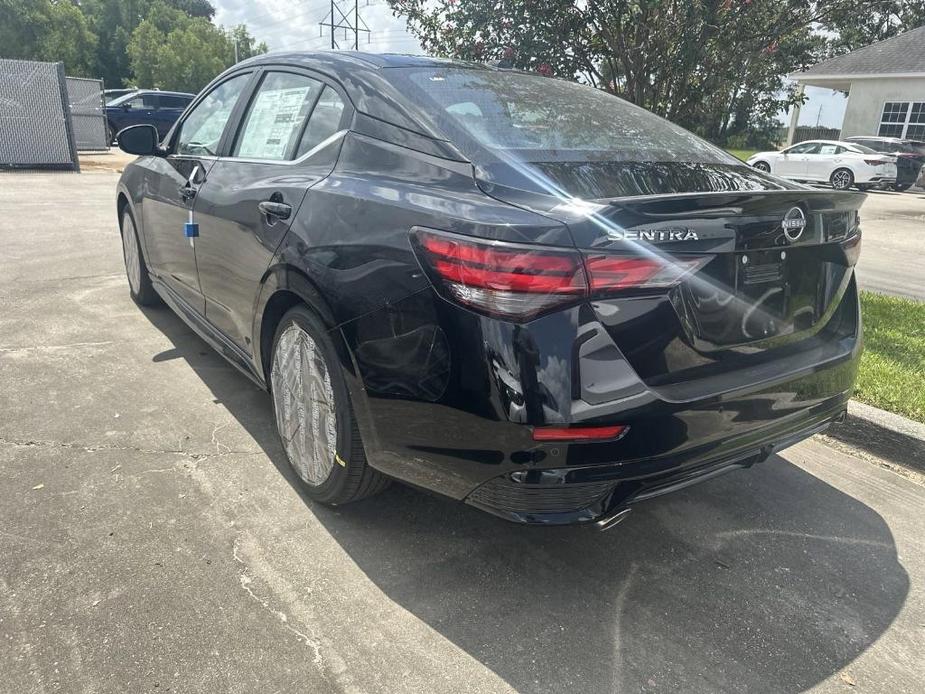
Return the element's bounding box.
[388,67,789,198]
[395,68,737,165]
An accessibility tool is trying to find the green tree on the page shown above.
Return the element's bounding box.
[0,0,97,75]
[388,0,925,145]
[127,2,267,92]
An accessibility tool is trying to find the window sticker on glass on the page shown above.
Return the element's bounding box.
[235,73,322,160]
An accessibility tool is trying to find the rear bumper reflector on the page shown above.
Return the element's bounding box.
[532,425,629,442]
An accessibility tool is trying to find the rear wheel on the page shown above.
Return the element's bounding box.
[752,161,771,173]
[120,208,159,306]
[893,183,911,192]
[830,168,854,191]
[270,305,389,505]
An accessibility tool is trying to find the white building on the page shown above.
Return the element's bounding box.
[788,26,925,143]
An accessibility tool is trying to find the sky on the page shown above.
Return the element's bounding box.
[786,86,848,129]
[214,1,849,131]
[213,0,424,55]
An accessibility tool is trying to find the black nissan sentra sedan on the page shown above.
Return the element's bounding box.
[115,52,864,528]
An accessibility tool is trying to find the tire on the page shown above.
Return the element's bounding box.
[856,184,872,192]
[120,208,160,306]
[830,168,854,191]
[270,305,389,505]
[752,161,771,173]
[893,183,911,192]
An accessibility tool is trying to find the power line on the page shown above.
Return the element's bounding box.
[319,0,372,50]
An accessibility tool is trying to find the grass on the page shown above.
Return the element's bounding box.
[725,149,759,162]
[856,291,925,423]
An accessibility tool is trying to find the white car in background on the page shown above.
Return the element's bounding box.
[747,140,897,191]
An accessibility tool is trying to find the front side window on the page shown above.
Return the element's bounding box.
[233,72,324,161]
[176,74,251,156]
[785,142,817,154]
[126,93,158,110]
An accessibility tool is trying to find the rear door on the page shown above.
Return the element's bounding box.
[192,69,351,351]
[140,72,255,313]
[806,143,842,181]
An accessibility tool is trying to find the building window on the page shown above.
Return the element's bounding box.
[878,101,925,139]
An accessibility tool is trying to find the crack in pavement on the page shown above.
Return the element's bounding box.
[0,434,259,461]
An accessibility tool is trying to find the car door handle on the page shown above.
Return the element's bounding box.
[258,200,292,221]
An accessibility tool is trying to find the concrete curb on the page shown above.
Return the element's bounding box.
[825,400,925,475]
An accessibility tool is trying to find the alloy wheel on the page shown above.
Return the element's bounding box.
[271,323,338,486]
[832,170,852,190]
[121,215,141,295]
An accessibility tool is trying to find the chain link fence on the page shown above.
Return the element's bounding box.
[0,59,79,171]
[66,76,108,151]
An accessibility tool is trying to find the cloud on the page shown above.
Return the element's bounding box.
[212,0,423,54]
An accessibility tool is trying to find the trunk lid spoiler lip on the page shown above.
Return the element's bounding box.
[590,188,867,209]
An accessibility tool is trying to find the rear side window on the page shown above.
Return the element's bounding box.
[233,72,324,161]
[160,95,190,109]
[817,144,838,155]
[296,87,346,157]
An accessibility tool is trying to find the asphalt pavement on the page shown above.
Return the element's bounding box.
[1,171,923,693]
[854,189,925,300]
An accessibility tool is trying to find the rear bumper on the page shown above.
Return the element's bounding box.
[339,275,861,526]
[465,396,848,525]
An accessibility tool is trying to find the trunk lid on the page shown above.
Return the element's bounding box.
[476,165,865,386]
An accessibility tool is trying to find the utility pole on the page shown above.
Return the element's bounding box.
[319,0,370,50]
[234,38,239,63]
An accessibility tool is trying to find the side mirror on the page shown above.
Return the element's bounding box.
[122,102,131,111]
[117,124,160,156]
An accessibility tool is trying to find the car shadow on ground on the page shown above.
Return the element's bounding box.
[141,304,909,694]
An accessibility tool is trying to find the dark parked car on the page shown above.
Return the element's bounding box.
[106,89,194,142]
[115,53,864,528]
[845,136,925,191]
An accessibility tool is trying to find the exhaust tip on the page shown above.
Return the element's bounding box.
[596,508,632,532]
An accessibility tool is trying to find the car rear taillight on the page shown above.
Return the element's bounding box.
[584,255,708,292]
[412,228,586,319]
[864,158,891,166]
[412,228,709,321]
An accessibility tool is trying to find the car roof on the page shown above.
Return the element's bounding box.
[229,51,504,140]
[795,139,845,146]
[845,136,902,142]
[132,90,195,97]
[240,50,490,74]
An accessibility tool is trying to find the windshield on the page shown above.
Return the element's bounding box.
[395,68,738,166]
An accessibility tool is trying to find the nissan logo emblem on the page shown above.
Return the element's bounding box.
[782,206,807,242]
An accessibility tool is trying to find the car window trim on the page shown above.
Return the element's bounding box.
[164,70,259,157]
[221,65,354,165]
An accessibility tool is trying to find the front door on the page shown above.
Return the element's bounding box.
[777,142,815,178]
[193,71,349,352]
[140,73,254,313]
